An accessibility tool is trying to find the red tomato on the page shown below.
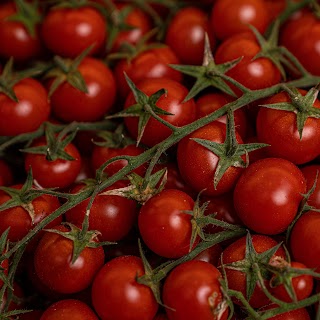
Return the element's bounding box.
[41,6,106,58]
[270,261,314,303]
[165,6,215,65]
[263,306,311,320]
[196,93,248,138]
[114,45,182,100]
[0,184,61,242]
[210,0,270,40]
[220,235,286,308]
[264,0,286,22]
[162,260,228,320]
[138,189,198,259]
[91,143,146,177]
[194,244,223,266]
[214,33,281,95]
[124,78,196,147]
[290,211,320,272]
[50,57,116,123]
[300,164,320,209]
[0,2,43,61]
[177,122,244,197]
[40,299,98,320]
[65,181,138,242]
[0,78,50,136]
[233,158,306,235]
[34,225,105,294]
[91,255,159,320]
[256,89,320,164]
[24,137,82,189]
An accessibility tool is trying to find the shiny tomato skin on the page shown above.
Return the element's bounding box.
[114,45,182,100]
[34,225,105,294]
[214,33,281,94]
[177,121,244,197]
[0,184,61,242]
[138,189,197,259]
[290,211,320,272]
[271,261,314,303]
[41,6,106,58]
[210,0,270,40]
[165,6,215,65]
[50,57,116,123]
[0,78,50,136]
[220,235,286,308]
[0,2,43,61]
[124,78,196,147]
[233,158,306,235]
[91,143,146,177]
[65,181,138,242]
[256,90,320,164]
[162,260,228,320]
[24,138,82,189]
[91,255,159,320]
[40,299,98,320]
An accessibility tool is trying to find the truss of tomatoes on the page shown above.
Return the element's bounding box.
[1,0,320,320]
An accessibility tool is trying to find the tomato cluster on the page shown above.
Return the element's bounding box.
[1,0,320,319]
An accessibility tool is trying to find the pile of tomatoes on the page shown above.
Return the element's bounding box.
[1,0,320,319]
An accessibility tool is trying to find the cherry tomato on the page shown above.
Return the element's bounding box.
[34,225,105,294]
[41,6,106,58]
[220,234,286,308]
[138,189,198,259]
[177,121,244,197]
[40,299,98,320]
[165,6,215,65]
[300,164,320,209]
[210,0,270,40]
[263,305,311,320]
[50,57,116,123]
[24,137,82,189]
[233,158,306,235]
[124,78,196,147]
[0,78,50,136]
[256,89,320,164]
[290,210,320,272]
[0,159,13,186]
[0,1,43,61]
[91,255,159,320]
[65,181,139,242]
[162,260,229,320]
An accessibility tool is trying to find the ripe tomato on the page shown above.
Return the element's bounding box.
[300,164,320,209]
[220,234,286,308]
[162,260,228,320]
[24,137,82,189]
[0,2,43,61]
[263,306,311,320]
[49,57,116,123]
[34,225,105,294]
[41,6,106,58]
[290,210,320,272]
[233,158,306,235]
[65,181,139,242]
[165,6,215,65]
[270,261,314,303]
[0,159,13,186]
[124,78,196,147]
[91,255,159,320]
[113,45,182,100]
[0,184,61,242]
[0,78,50,136]
[210,0,270,40]
[138,189,198,259]
[214,33,281,95]
[194,244,223,266]
[40,299,98,320]
[177,122,244,197]
[256,89,320,164]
